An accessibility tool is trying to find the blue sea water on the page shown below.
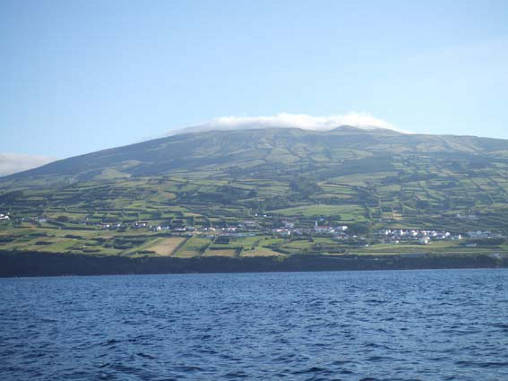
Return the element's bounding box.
[1,269,507,380]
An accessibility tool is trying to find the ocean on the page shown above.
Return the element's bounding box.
[1,269,507,380]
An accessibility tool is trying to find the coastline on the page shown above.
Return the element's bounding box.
[0,250,507,277]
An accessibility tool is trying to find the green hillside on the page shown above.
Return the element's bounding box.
[1,127,507,260]
[4,126,508,182]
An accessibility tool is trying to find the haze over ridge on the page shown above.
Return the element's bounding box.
[171,113,403,135]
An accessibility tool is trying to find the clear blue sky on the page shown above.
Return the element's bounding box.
[1,0,508,159]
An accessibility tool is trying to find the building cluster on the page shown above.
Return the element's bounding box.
[5,212,505,247]
[378,229,463,245]
[313,221,349,234]
[271,220,349,238]
[466,230,502,239]
[9,215,44,224]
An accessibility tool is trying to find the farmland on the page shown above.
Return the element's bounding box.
[0,127,507,271]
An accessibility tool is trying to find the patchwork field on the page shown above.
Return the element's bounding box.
[148,237,187,256]
[203,248,237,257]
[241,247,282,257]
[173,237,211,258]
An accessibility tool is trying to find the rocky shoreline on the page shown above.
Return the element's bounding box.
[1,250,507,277]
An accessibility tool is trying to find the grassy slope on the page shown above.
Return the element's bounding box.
[0,128,507,259]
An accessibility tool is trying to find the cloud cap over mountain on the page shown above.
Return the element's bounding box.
[172,113,402,135]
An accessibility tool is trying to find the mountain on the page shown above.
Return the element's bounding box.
[1,126,508,273]
[1,125,507,232]
[3,126,508,184]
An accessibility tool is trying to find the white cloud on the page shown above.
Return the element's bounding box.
[172,112,402,135]
[0,153,55,177]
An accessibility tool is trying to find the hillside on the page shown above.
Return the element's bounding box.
[1,126,508,271]
[4,126,508,183]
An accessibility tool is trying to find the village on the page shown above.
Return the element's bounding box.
[4,210,503,248]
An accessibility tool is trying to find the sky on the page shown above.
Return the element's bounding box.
[1,0,508,173]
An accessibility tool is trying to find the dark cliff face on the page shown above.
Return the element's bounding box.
[3,127,508,184]
[0,250,506,277]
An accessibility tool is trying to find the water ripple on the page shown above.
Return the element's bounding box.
[1,269,507,380]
